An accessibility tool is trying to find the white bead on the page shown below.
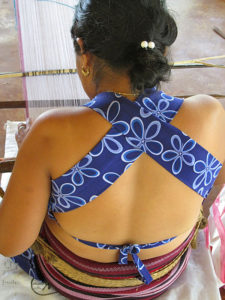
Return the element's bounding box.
[141,41,148,49]
[148,41,155,49]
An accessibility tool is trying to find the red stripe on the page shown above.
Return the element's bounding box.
[42,222,195,278]
[37,246,191,299]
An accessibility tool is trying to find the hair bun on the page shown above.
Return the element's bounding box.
[72,0,177,92]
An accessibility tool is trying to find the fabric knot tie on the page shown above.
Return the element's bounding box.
[119,244,140,265]
[118,244,153,285]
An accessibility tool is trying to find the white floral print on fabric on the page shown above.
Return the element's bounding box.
[140,97,177,122]
[161,93,175,101]
[93,101,129,129]
[89,195,98,202]
[70,155,100,186]
[198,187,205,197]
[124,163,133,171]
[62,155,100,184]
[51,181,86,211]
[114,93,123,98]
[193,153,222,189]
[121,148,143,163]
[90,101,129,156]
[22,248,34,260]
[122,117,163,163]
[162,135,196,175]
[12,248,41,281]
[90,132,124,156]
[103,172,120,185]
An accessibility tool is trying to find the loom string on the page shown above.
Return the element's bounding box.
[15,0,29,116]
[16,0,86,118]
[37,0,75,10]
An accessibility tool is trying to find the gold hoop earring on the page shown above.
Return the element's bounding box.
[82,66,90,77]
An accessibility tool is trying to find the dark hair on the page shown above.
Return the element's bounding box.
[71,0,177,92]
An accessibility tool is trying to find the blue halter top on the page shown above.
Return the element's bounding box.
[48,89,222,284]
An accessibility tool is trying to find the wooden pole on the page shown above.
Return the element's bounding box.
[0,187,5,198]
[0,159,15,173]
[0,101,26,109]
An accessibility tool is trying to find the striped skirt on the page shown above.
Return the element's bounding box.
[36,224,194,299]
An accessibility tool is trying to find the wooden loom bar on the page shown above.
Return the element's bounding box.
[0,94,225,110]
[0,100,87,109]
[179,94,225,99]
[213,26,225,40]
[0,101,26,109]
[0,159,15,173]
[0,68,77,79]
[172,64,225,69]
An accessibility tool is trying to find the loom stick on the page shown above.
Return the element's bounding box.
[174,54,225,64]
[0,101,26,109]
[0,187,4,198]
[172,63,225,69]
[213,27,225,40]
[0,69,77,79]
[0,99,87,109]
[0,159,15,173]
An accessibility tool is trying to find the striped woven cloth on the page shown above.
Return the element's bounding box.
[36,223,194,299]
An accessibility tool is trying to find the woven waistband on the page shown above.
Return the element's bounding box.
[31,212,205,288]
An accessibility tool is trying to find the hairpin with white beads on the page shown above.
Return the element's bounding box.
[141,41,156,50]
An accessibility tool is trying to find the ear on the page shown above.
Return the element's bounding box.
[76,38,85,54]
[164,46,169,57]
[76,38,92,68]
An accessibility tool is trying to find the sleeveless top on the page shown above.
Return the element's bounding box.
[47,89,222,284]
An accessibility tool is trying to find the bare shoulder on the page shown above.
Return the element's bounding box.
[185,94,225,135]
[172,94,225,162]
[31,107,91,134]
[27,106,105,143]
[183,94,225,117]
[174,94,225,128]
[27,106,111,179]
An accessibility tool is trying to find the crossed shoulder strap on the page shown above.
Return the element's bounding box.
[50,90,222,213]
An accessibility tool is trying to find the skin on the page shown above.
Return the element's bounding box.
[0,39,225,263]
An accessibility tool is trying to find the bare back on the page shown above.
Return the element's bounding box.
[44,94,225,262]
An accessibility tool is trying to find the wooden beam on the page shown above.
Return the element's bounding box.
[175,94,225,99]
[0,99,87,109]
[213,26,225,40]
[0,101,26,109]
[0,94,225,110]
[172,64,224,69]
[0,68,77,79]
[0,187,4,198]
[0,159,15,173]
